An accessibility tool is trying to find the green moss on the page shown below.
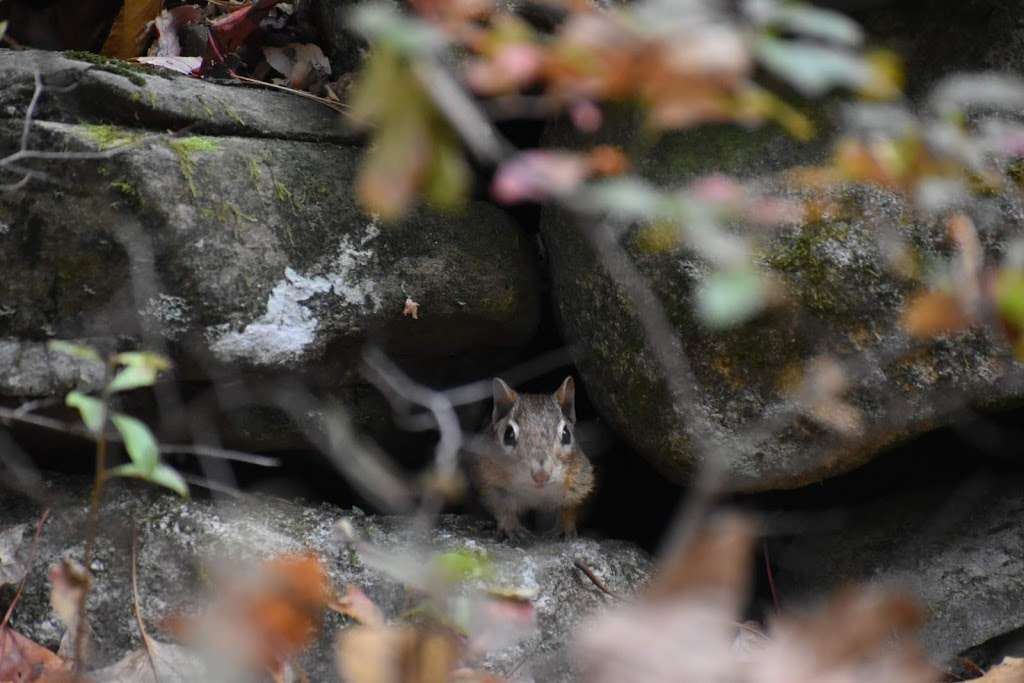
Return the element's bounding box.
[63,51,149,86]
[221,101,245,127]
[168,137,219,199]
[248,158,262,184]
[763,221,851,313]
[274,181,299,209]
[110,179,143,209]
[81,124,142,150]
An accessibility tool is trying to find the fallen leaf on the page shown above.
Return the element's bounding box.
[263,43,331,90]
[133,56,203,75]
[88,639,208,683]
[0,627,67,682]
[101,0,163,58]
[975,656,1024,682]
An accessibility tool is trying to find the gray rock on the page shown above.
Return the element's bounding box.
[770,470,1024,662]
[0,48,540,450]
[0,474,651,681]
[540,106,1024,492]
[0,49,353,143]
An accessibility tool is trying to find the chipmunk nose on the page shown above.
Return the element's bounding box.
[531,470,550,486]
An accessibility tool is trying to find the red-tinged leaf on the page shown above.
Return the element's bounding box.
[101,0,163,58]
[466,43,544,95]
[332,585,385,627]
[491,151,590,204]
[200,0,286,72]
[0,627,67,681]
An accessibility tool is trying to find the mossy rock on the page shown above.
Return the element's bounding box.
[541,105,1024,491]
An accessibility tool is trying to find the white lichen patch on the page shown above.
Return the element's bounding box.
[208,220,383,365]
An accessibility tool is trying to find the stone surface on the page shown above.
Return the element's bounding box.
[770,469,1024,662]
[0,48,540,450]
[541,105,1024,492]
[0,473,651,681]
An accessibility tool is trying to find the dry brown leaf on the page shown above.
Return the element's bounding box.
[975,656,1024,682]
[101,0,163,58]
[336,625,459,683]
[264,43,331,90]
[167,552,332,678]
[751,587,934,683]
[48,559,93,661]
[0,627,68,682]
[403,298,420,320]
[902,290,970,338]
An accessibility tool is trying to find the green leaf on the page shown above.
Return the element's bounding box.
[581,178,671,221]
[425,134,470,211]
[113,351,171,371]
[348,2,446,56]
[108,365,158,393]
[754,37,869,97]
[696,269,768,329]
[66,391,106,434]
[48,341,102,363]
[111,413,159,474]
[433,549,493,584]
[108,463,189,497]
[750,1,863,46]
[997,270,1024,326]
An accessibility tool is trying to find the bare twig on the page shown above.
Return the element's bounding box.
[131,526,160,683]
[229,71,349,115]
[0,405,279,467]
[573,559,620,600]
[362,347,462,524]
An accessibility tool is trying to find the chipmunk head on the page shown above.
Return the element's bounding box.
[490,376,576,488]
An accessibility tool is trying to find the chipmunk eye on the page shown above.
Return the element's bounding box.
[503,425,517,447]
[561,424,572,445]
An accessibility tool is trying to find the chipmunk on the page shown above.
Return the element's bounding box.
[466,376,594,541]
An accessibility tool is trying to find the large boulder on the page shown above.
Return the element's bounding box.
[541,107,1024,491]
[0,49,540,450]
[0,473,651,681]
[769,468,1024,662]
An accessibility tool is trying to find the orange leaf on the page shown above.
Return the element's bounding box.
[901,290,970,338]
[101,0,164,59]
[0,627,67,682]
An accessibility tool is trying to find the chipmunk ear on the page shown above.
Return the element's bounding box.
[554,376,576,423]
[492,378,518,423]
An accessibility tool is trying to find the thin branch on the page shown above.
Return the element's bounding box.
[229,71,349,115]
[573,559,620,600]
[0,405,279,467]
[131,526,160,683]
